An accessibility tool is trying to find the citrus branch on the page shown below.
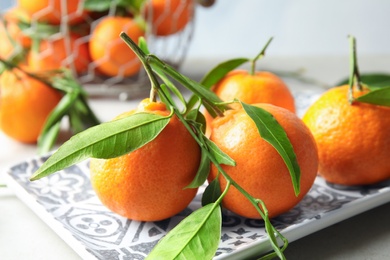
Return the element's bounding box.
[119,31,288,259]
[120,32,160,102]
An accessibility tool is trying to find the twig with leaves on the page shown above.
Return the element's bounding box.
[30,33,304,259]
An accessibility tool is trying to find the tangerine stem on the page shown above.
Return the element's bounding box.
[120,32,159,102]
[348,35,363,103]
[148,54,227,117]
[250,37,273,75]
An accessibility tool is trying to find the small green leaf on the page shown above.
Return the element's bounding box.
[186,148,210,189]
[68,108,85,134]
[31,113,170,180]
[148,55,226,111]
[200,58,249,88]
[42,91,79,133]
[82,0,111,11]
[241,102,301,196]
[37,121,61,155]
[204,138,236,166]
[336,73,390,87]
[138,37,150,55]
[186,58,249,112]
[82,0,139,11]
[202,178,221,206]
[146,203,222,260]
[185,110,206,133]
[355,87,390,106]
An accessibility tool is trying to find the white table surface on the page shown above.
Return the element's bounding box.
[1,56,390,260]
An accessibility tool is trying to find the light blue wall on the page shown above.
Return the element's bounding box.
[0,0,13,10]
[189,0,390,59]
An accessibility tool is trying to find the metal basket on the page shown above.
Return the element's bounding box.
[1,0,196,100]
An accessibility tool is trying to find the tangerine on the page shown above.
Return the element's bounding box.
[0,69,62,143]
[205,69,296,136]
[212,70,295,112]
[89,16,145,77]
[143,0,194,36]
[89,98,201,221]
[16,0,86,25]
[27,33,90,74]
[302,85,390,186]
[208,103,318,219]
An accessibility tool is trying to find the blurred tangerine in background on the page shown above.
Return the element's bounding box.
[0,68,62,143]
[27,33,90,74]
[16,0,87,25]
[89,16,145,78]
[143,0,194,36]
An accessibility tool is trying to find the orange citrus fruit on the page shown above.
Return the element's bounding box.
[27,33,90,74]
[89,16,145,77]
[205,70,296,136]
[212,70,295,112]
[16,0,86,25]
[0,69,62,143]
[89,98,201,221]
[3,7,32,49]
[302,85,390,186]
[208,103,318,219]
[143,0,194,36]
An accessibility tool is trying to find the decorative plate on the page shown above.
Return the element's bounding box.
[5,90,390,259]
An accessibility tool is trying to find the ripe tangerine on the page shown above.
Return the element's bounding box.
[89,16,145,78]
[0,69,62,143]
[143,0,194,36]
[303,85,390,186]
[89,99,201,221]
[208,103,318,219]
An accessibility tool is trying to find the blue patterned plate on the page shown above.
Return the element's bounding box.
[5,90,390,259]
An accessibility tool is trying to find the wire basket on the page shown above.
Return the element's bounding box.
[0,0,197,100]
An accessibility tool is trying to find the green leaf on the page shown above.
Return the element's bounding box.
[68,107,86,134]
[148,55,227,112]
[82,0,111,11]
[138,37,150,55]
[241,102,301,196]
[37,91,79,153]
[146,203,222,260]
[154,67,187,112]
[204,138,236,166]
[42,91,79,134]
[355,87,390,106]
[200,58,249,88]
[37,121,61,155]
[185,109,206,134]
[186,58,249,112]
[336,73,390,87]
[202,178,221,206]
[31,113,170,180]
[185,148,210,189]
[82,0,138,11]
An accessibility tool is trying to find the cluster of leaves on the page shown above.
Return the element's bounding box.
[36,69,101,154]
[0,58,100,154]
[30,34,302,260]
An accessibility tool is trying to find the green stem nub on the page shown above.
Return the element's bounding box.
[348,35,363,103]
[250,37,273,75]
